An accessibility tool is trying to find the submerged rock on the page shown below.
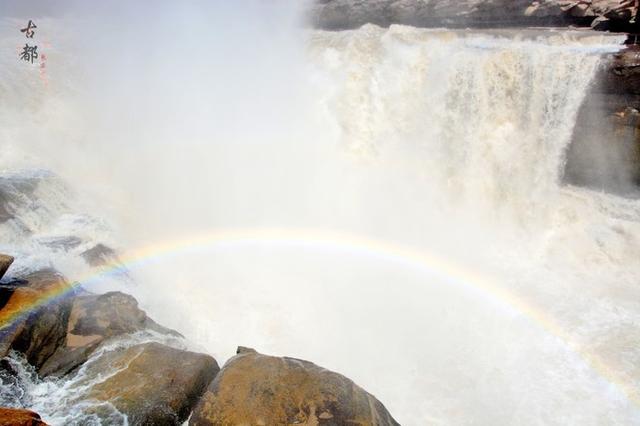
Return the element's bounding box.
[190,347,400,426]
[0,407,48,426]
[78,342,219,425]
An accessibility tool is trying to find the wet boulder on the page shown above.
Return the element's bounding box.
[190,347,400,426]
[0,255,13,281]
[0,270,178,379]
[0,407,48,426]
[80,244,120,267]
[40,291,180,377]
[77,342,219,425]
[0,270,75,370]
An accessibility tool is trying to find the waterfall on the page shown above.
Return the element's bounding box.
[2,8,640,425]
[308,26,627,220]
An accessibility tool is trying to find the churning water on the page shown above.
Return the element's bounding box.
[1,4,640,425]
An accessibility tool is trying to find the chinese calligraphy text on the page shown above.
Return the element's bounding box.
[20,20,37,38]
[20,44,38,63]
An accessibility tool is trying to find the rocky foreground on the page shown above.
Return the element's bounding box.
[310,0,640,31]
[0,256,400,425]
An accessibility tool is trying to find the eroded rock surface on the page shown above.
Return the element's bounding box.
[190,347,399,426]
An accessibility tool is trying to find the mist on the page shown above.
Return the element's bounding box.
[3,2,640,425]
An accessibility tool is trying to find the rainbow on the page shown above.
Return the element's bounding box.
[1,227,638,407]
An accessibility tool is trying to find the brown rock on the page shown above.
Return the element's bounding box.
[190,348,399,426]
[1,269,179,380]
[74,342,219,425]
[40,291,180,377]
[0,407,48,426]
[0,256,13,282]
[0,270,75,369]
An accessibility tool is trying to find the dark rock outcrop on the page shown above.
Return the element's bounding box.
[310,0,640,31]
[0,267,219,424]
[0,267,180,377]
[0,407,48,426]
[78,342,219,425]
[190,347,399,426]
[80,244,119,267]
[0,270,75,370]
[0,256,13,282]
[565,45,640,194]
[40,291,179,377]
[0,256,16,311]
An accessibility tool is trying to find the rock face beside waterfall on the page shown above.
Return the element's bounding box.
[565,46,640,194]
[310,0,639,31]
[0,264,400,425]
[190,347,400,426]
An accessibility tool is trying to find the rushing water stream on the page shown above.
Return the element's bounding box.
[1,6,640,425]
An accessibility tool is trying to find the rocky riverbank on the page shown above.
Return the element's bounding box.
[310,1,640,32]
[0,259,400,425]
